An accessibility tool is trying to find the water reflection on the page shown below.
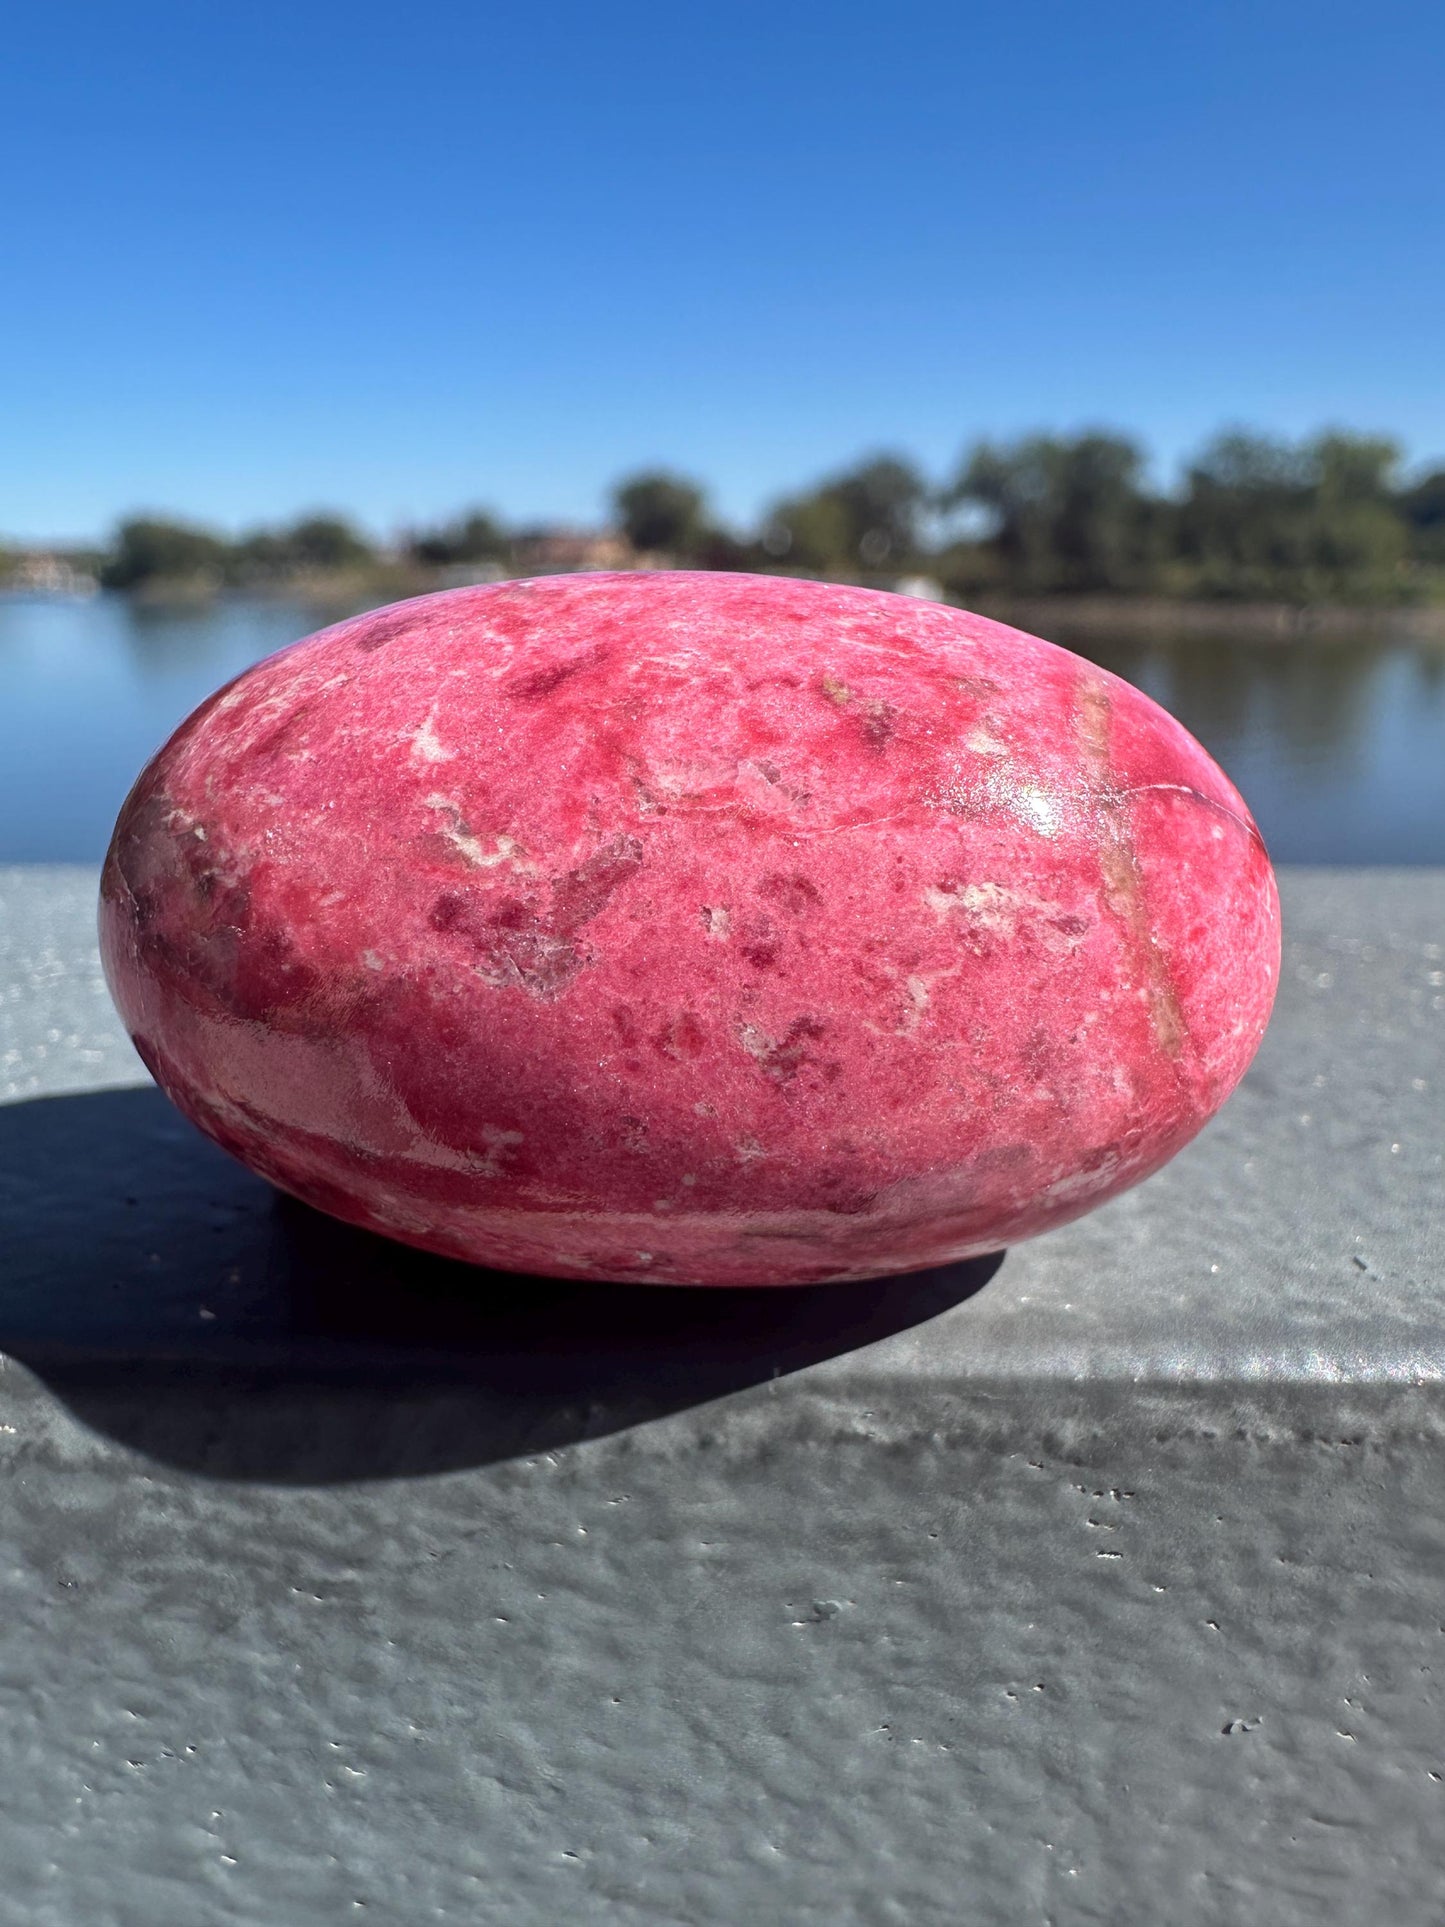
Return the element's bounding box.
[1,593,1442,864]
[1051,623,1445,865]
[1075,632,1377,780]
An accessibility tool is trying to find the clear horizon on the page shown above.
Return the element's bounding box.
[5,0,1443,545]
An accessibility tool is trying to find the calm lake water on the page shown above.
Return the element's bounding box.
[2,590,1443,865]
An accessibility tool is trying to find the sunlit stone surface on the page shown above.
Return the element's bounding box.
[99,573,1279,1285]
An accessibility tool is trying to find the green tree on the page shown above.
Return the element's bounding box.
[1398,466,1445,564]
[410,509,509,566]
[762,488,854,573]
[944,432,1159,594]
[229,528,287,578]
[687,526,751,571]
[764,455,927,576]
[101,516,230,590]
[611,472,708,557]
[230,513,375,581]
[1178,431,1315,598]
[280,514,374,571]
[1178,430,1405,601]
[1311,433,1406,593]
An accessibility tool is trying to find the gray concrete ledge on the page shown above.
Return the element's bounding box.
[1,866,1443,1924]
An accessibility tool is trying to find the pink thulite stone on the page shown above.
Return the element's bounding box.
[100,573,1279,1286]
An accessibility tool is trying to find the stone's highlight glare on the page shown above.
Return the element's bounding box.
[98,572,1280,1286]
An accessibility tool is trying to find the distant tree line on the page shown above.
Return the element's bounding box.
[44,426,1445,606]
[99,512,376,590]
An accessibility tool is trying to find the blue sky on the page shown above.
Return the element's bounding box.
[5,0,1443,541]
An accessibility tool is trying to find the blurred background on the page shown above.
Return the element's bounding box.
[3,0,1443,864]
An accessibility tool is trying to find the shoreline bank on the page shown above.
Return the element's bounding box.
[10,569,1445,646]
[974,594,1445,644]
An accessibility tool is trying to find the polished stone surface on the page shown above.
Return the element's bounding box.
[1,864,1442,1923]
[99,576,1278,1282]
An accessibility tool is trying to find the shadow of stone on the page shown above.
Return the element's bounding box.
[0,1087,1002,1483]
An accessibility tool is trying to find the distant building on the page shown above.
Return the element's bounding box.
[3,552,98,597]
[510,528,634,574]
[435,561,509,589]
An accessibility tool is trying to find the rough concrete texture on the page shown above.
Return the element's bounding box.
[0,865,1443,1924]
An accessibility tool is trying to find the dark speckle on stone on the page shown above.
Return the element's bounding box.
[504,652,599,704]
[860,701,897,749]
[757,873,821,917]
[351,611,417,653]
